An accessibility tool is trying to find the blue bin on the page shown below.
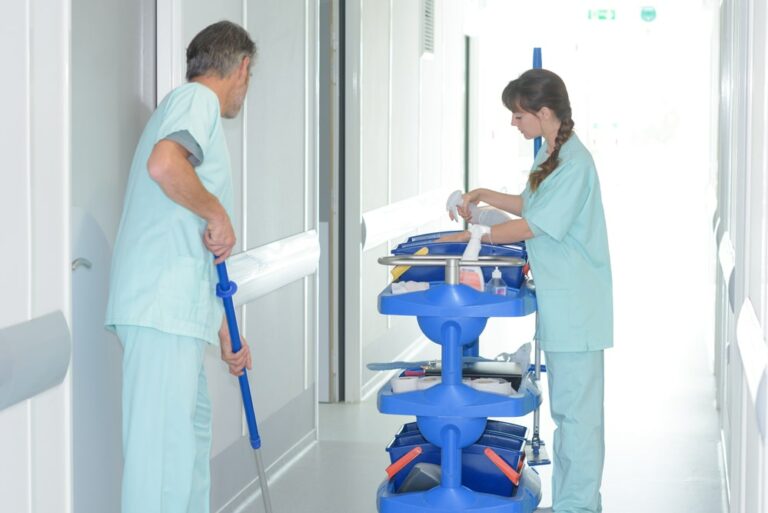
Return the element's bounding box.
[395,422,421,438]
[387,426,526,496]
[485,420,527,440]
[386,435,441,491]
[392,233,527,288]
[395,420,526,442]
[462,433,525,497]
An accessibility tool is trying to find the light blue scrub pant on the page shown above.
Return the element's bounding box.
[117,325,212,513]
[544,350,604,513]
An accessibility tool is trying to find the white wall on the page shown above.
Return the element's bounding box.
[70,0,155,510]
[0,1,72,512]
[344,0,470,401]
[716,0,768,511]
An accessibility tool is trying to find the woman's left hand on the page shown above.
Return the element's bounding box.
[436,231,471,243]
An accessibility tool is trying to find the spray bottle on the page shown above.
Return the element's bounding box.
[459,224,490,291]
[486,267,508,296]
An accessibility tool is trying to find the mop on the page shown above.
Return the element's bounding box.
[216,261,274,513]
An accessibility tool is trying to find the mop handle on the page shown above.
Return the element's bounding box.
[215,261,262,450]
[533,47,542,157]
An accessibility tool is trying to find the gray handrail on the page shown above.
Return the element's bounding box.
[0,311,71,411]
[378,255,525,284]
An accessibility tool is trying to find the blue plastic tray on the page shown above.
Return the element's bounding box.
[392,232,527,288]
[377,465,542,513]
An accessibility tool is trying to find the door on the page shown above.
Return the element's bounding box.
[158,1,321,509]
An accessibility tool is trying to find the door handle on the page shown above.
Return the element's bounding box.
[71,258,92,271]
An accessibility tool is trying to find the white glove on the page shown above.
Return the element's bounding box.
[446,190,464,222]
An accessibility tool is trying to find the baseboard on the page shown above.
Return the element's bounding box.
[719,428,731,512]
[215,429,317,513]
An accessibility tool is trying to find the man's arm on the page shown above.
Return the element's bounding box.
[147,139,236,262]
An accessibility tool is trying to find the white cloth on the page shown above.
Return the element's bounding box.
[391,281,430,295]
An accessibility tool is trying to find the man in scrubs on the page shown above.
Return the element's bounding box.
[105,21,256,513]
[442,69,612,513]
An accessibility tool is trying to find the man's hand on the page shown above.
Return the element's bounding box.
[205,215,236,263]
[219,328,253,377]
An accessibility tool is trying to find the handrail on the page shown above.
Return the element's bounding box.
[0,311,71,412]
[378,255,525,285]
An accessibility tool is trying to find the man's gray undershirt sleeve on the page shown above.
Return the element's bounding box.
[165,130,204,166]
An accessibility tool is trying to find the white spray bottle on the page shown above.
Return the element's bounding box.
[460,224,490,291]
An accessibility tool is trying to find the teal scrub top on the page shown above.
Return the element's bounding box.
[105,82,234,345]
[521,133,613,352]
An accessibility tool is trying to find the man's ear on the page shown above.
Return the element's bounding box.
[240,56,251,77]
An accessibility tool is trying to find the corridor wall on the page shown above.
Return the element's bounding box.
[344,0,470,401]
[0,1,72,512]
[715,1,768,511]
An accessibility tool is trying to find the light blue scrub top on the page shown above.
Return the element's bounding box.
[105,83,234,346]
[522,133,613,352]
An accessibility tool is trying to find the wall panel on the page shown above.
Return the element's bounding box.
[346,0,470,400]
[0,0,72,511]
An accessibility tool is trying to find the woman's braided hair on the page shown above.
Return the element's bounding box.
[502,69,574,192]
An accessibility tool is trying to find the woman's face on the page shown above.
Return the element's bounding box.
[510,110,543,140]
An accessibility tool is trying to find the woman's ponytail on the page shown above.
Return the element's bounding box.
[529,117,574,192]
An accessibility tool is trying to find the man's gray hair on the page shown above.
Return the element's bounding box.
[186,21,256,81]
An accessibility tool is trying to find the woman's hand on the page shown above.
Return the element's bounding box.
[457,189,484,222]
[436,231,471,243]
[219,329,253,377]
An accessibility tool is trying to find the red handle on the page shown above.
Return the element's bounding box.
[483,447,521,486]
[385,446,423,479]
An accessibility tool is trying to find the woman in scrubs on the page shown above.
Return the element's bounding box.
[442,68,612,513]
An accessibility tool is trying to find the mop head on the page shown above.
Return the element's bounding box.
[391,247,428,282]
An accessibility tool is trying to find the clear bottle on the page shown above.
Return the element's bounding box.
[486,267,507,296]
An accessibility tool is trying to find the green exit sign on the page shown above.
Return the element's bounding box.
[641,6,657,22]
[588,8,616,21]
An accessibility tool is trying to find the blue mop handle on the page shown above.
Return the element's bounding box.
[533,47,543,158]
[215,261,262,450]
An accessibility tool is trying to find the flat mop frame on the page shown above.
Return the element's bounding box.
[216,261,274,513]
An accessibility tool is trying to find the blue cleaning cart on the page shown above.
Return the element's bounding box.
[376,253,542,513]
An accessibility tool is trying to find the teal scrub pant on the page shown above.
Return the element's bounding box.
[117,325,212,513]
[544,350,605,513]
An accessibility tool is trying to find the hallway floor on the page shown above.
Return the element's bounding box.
[242,317,728,513]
